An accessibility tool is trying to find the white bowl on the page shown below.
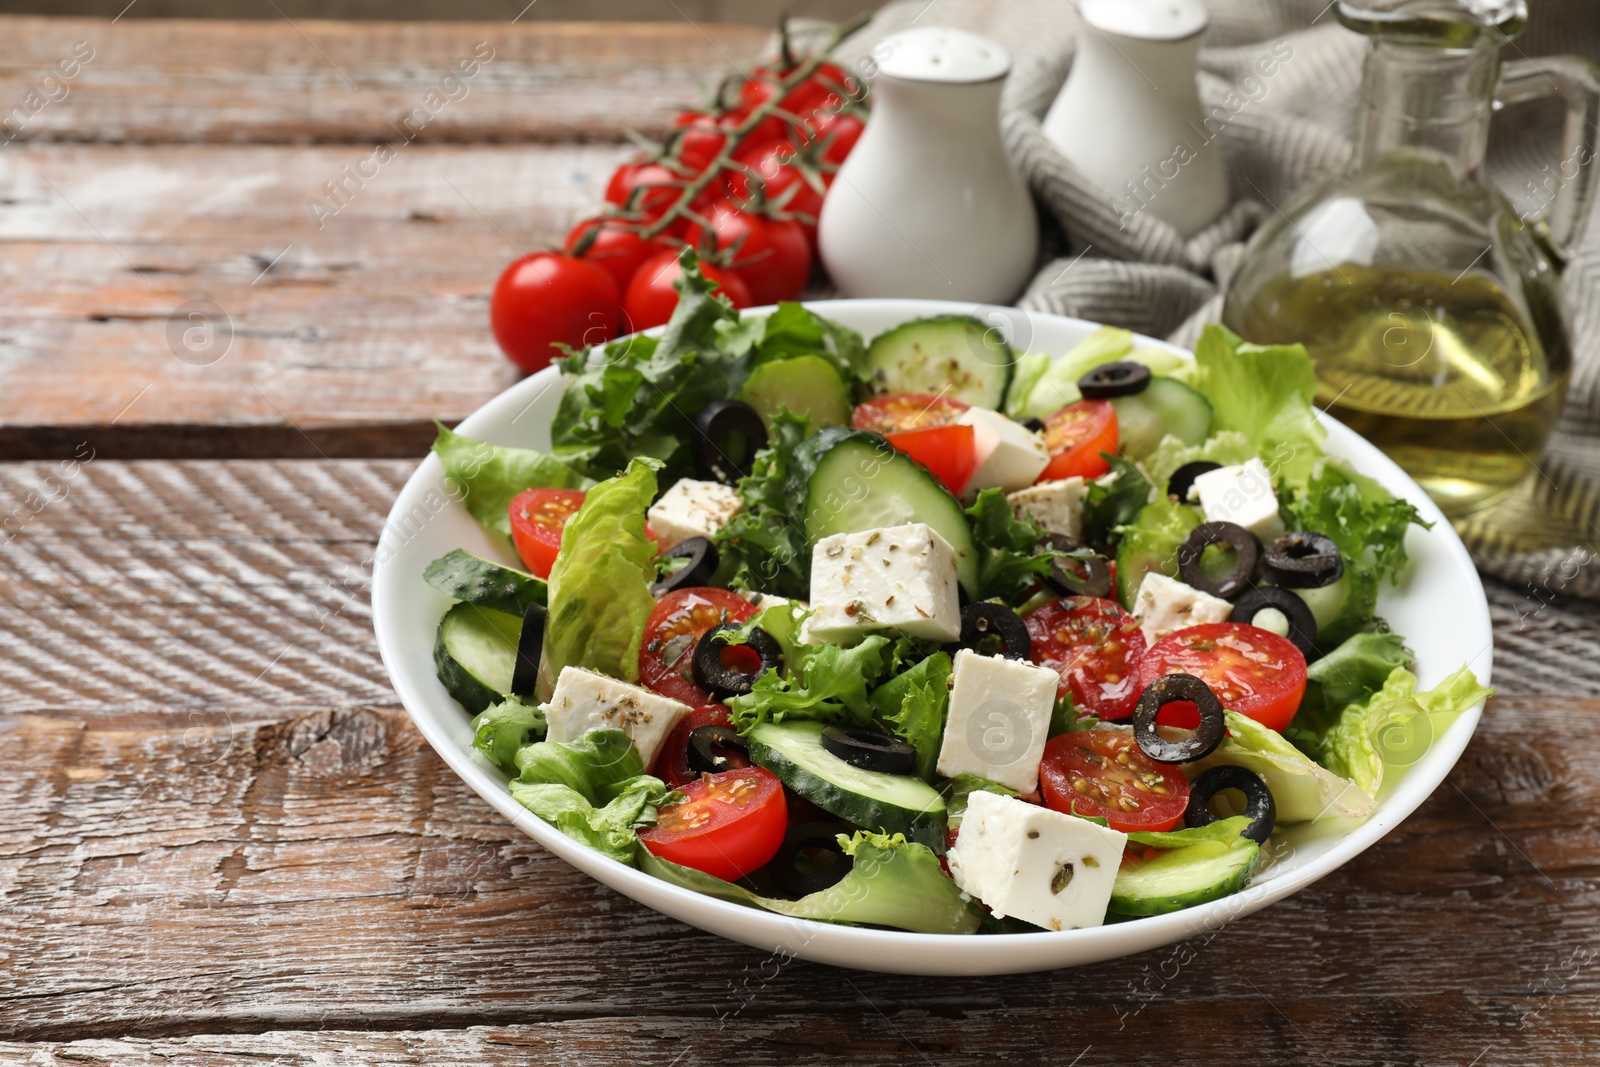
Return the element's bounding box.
[371,299,1493,975]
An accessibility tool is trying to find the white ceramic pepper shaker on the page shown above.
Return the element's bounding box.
[1041,0,1229,237]
[818,27,1038,303]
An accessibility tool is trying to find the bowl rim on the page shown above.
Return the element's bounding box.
[371,299,1494,974]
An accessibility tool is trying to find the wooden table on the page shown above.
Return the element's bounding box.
[2,14,1598,1065]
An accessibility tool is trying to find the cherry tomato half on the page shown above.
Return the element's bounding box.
[1039,729,1190,832]
[489,253,621,374]
[851,392,972,434]
[564,217,681,296]
[1025,595,1148,721]
[624,250,753,331]
[640,767,787,881]
[1137,622,1308,733]
[885,424,979,497]
[508,488,586,578]
[652,704,752,789]
[683,199,812,306]
[1041,399,1119,481]
[639,587,757,706]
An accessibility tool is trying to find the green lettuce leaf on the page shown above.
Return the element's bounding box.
[508,728,677,865]
[1188,711,1377,825]
[1283,457,1429,585]
[1141,431,1259,504]
[1008,326,1134,420]
[550,250,749,482]
[640,830,983,934]
[743,301,869,387]
[942,773,1020,829]
[712,409,812,599]
[965,488,1078,602]
[1287,631,1414,747]
[1081,455,1156,549]
[728,635,892,732]
[1127,815,1254,849]
[1312,665,1492,798]
[870,651,952,780]
[432,422,591,539]
[1192,324,1325,485]
[540,458,660,695]
[731,598,811,674]
[471,696,547,774]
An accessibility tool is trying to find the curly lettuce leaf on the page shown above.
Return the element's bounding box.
[1141,431,1258,503]
[471,696,547,774]
[1283,458,1429,585]
[869,651,952,780]
[1192,325,1325,485]
[1081,456,1156,550]
[1311,666,1492,799]
[740,300,869,387]
[965,488,1077,602]
[713,410,812,599]
[1188,711,1377,826]
[551,250,748,482]
[540,458,660,695]
[508,728,676,865]
[640,830,983,934]
[729,635,891,732]
[432,422,591,539]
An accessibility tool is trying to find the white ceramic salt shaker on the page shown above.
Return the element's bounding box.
[1041,0,1229,237]
[818,28,1038,303]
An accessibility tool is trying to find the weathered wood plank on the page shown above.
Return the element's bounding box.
[0,17,767,145]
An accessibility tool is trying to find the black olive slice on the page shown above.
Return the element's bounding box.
[1040,545,1113,599]
[509,601,546,698]
[1262,531,1344,589]
[1185,765,1277,843]
[694,400,768,485]
[1131,673,1225,764]
[1167,460,1222,503]
[956,601,1032,661]
[820,724,918,776]
[1230,585,1318,659]
[686,724,750,775]
[651,536,720,597]
[767,822,854,897]
[1077,360,1152,399]
[1018,416,1046,433]
[690,622,783,700]
[1177,521,1260,600]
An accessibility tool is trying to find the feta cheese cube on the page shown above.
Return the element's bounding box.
[1006,477,1087,540]
[1192,458,1284,540]
[808,523,961,643]
[957,407,1051,495]
[543,665,689,767]
[1132,572,1235,644]
[946,790,1127,931]
[647,478,743,550]
[936,648,1059,793]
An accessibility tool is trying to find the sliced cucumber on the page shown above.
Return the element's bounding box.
[747,720,947,851]
[801,428,978,594]
[737,355,852,434]
[1110,378,1214,459]
[1294,572,1350,633]
[434,601,523,714]
[424,549,546,616]
[864,315,1012,409]
[1109,838,1260,917]
[1115,499,1203,608]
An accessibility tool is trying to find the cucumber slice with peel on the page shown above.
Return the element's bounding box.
[1110,377,1213,458]
[737,355,852,434]
[1110,838,1260,917]
[864,315,1012,409]
[434,601,523,714]
[425,549,546,616]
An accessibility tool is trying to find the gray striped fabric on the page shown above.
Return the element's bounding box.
[837,0,1600,599]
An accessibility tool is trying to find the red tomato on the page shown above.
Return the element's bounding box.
[489,253,621,375]
[726,140,826,241]
[1041,399,1119,481]
[604,160,692,223]
[885,425,979,497]
[641,767,787,881]
[624,250,753,330]
[652,704,750,788]
[683,199,812,306]
[1137,623,1308,733]
[1039,730,1190,832]
[670,110,729,174]
[1025,596,1148,721]
[851,392,972,433]
[564,217,681,296]
[813,111,864,166]
[508,488,586,578]
[639,587,757,705]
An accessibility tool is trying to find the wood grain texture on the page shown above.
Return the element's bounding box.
[0,459,1596,1064]
[0,17,768,145]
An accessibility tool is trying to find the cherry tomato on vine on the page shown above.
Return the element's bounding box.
[726,140,826,242]
[604,159,693,223]
[508,488,586,578]
[683,199,811,306]
[670,110,730,174]
[640,767,787,881]
[1041,399,1119,481]
[814,111,864,167]
[1039,730,1190,833]
[564,217,681,296]
[489,252,621,374]
[625,249,753,330]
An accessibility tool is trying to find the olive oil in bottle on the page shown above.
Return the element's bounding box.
[1229,265,1570,515]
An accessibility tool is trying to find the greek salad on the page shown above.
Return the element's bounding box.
[424,255,1490,935]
